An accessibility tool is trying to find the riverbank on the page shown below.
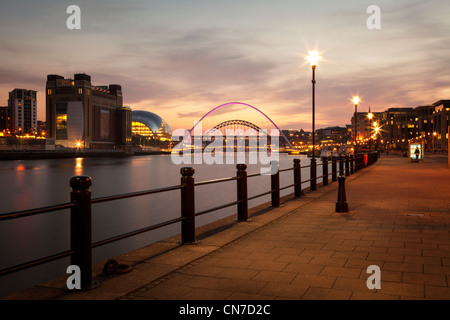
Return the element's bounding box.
[0,149,170,161]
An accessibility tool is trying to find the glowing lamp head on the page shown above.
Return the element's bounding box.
[75,141,83,148]
[352,96,360,105]
[368,112,373,120]
[306,51,321,67]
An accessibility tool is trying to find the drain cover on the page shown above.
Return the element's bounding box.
[407,213,425,217]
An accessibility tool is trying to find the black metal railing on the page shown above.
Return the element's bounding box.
[0,152,379,289]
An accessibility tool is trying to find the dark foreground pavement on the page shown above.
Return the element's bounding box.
[4,154,450,300]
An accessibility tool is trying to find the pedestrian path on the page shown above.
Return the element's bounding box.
[4,154,450,300]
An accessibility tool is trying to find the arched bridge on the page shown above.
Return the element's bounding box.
[188,102,292,148]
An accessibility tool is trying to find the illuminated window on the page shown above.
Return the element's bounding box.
[132,121,154,137]
[78,88,83,94]
[47,89,52,95]
[56,114,67,130]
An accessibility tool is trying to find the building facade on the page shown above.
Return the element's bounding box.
[378,107,417,151]
[46,73,131,150]
[351,102,449,152]
[131,110,172,149]
[432,100,450,150]
[8,89,37,135]
[316,126,350,145]
[352,110,384,142]
[0,106,10,134]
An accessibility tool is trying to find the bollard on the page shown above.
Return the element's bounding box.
[354,154,358,172]
[322,157,328,186]
[294,159,302,197]
[331,156,337,182]
[236,164,249,221]
[271,160,280,207]
[335,176,349,213]
[180,167,197,244]
[310,158,317,191]
[70,175,98,290]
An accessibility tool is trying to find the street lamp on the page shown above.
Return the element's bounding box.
[367,107,374,149]
[306,51,321,191]
[352,96,360,152]
[433,132,437,153]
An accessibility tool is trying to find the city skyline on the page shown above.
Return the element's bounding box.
[1,0,449,132]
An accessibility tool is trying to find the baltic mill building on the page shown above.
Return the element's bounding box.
[45,73,131,150]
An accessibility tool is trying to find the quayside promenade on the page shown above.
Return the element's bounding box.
[4,153,450,300]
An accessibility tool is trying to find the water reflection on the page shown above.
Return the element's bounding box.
[74,157,83,176]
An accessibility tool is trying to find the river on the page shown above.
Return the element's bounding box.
[0,152,328,297]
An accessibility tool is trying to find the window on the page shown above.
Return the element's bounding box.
[47,89,52,95]
[56,114,67,129]
[78,88,83,94]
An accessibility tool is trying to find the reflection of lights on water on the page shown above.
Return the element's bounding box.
[75,157,83,175]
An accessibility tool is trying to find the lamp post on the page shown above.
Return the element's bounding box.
[306,51,321,191]
[367,108,373,150]
[433,132,436,153]
[352,96,360,154]
[373,122,380,151]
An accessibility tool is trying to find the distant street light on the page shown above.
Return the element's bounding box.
[367,107,374,149]
[306,51,321,191]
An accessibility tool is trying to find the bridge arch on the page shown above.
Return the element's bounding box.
[204,119,262,137]
[189,102,292,148]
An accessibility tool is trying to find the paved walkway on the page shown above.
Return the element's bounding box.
[4,154,450,300]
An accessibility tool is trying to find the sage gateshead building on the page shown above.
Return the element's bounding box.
[45,73,132,150]
[131,110,172,149]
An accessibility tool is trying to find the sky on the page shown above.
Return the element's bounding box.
[0,0,449,132]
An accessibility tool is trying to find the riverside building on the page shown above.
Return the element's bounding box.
[46,73,131,150]
[8,89,37,135]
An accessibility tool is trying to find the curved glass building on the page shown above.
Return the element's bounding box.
[131,110,172,148]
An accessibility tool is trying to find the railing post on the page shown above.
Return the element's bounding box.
[350,155,354,174]
[294,159,302,197]
[236,164,249,221]
[339,155,344,177]
[345,155,350,177]
[322,157,328,186]
[70,175,97,290]
[332,156,337,182]
[310,158,317,191]
[271,160,280,207]
[180,167,197,244]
